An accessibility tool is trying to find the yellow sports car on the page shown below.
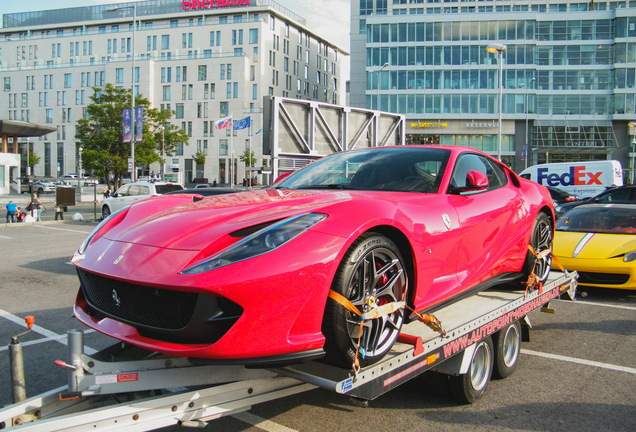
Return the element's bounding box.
[553,204,636,290]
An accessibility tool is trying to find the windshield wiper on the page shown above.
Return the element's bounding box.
[293,184,355,190]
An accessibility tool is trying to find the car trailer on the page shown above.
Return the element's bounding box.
[1,271,577,431]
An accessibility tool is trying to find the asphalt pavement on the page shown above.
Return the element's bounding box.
[0,223,635,431]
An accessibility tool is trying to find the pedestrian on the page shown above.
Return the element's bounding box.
[213,179,217,187]
[102,186,111,199]
[16,207,25,222]
[55,203,65,221]
[5,200,17,223]
[26,194,43,222]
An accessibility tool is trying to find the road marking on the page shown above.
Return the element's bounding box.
[34,225,93,234]
[232,411,300,432]
[522,349,636,375]
[555,299,636,311]
[0,308,97,355]
[0,234,12,239]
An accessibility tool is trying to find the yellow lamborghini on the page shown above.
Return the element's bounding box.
[553,204,636,290]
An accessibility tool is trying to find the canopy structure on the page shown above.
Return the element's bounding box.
[0,120,57,153]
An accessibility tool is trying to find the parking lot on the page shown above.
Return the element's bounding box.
[0,223,635,431]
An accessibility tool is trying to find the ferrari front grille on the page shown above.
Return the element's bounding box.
[577,272,630,285]
[77,270,198,330]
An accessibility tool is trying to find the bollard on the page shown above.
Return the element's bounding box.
[9,316,34,404]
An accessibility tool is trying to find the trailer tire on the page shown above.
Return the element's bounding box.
[492,321,521,379]
[322,233,407,368]
[449,336,494,404]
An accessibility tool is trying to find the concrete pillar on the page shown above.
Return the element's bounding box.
[1,134,7,153]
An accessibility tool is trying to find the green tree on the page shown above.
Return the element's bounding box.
[27,149,41,171]
[193,150,206,167]
[75,83,189,189]
[239,149,256,167]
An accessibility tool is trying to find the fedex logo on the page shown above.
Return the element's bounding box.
[537,166,602,187]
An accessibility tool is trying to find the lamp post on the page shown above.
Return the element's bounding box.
[376,62,388,110]
[107,4,137,182]
[486,43,507,162]
[525,77,536,169]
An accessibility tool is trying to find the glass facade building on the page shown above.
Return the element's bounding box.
[350,1,636,178]
[0,0,346,184]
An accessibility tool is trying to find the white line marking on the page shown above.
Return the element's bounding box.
[0,308,97,355]
[232,411,300,432]
[34,225,93,234]
[0,235,12,239]
[555,299,636,311]
[522,349,636,375]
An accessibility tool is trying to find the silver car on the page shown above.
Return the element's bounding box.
[101,181,184,218]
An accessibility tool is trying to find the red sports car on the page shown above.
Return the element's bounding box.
[72,146,554,368]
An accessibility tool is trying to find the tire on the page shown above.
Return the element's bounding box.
[322,233,408,368]
[523,213,553,284]
[37,188,44,196]
[101,205,111,219]
[492,321,521,379]
[449,336,494,404]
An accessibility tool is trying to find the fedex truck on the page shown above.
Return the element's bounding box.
[519,160,623,198]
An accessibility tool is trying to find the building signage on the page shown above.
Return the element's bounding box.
[182,0,250,10]
[410,122,448,128]
[465,121,499,128]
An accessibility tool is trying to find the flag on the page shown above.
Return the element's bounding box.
[135,107,143,142]
[255,128,263,135]
[233,116,251,130]
[215,115,232,129]
[123,108,132,143]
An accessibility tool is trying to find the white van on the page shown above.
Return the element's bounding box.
[519,160,623,198]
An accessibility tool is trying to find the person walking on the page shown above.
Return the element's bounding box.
[5,200,17,223]
[27,194,43,222]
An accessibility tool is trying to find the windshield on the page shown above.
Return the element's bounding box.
[275,147,451,193]
[556,206,636,234]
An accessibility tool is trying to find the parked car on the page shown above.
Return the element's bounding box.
[553,204,636,290]
[546,186,579,207]
[100,181,184,218]
[21,179,56,195]
[72,146,554,368]
[554,185,636,218]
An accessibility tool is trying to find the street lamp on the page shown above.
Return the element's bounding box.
[376,62,389,110]
[107,4,137,182]
[487,43,507,161]
[525,77,536,169]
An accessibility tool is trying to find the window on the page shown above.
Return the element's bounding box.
[116,68,124,84]
[220,101,228,116]
[198,65,207,80]
[46,109,52,123]
[176,103,184,118]
[161,35,169,50]
[219,139,228,155]
[249,28,258,44]
[252,84,258,99]
[3,77,9,92]
[163,86,171,101]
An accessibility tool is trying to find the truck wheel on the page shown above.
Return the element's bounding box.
[322,233,407,368]
[492,321,521,379]
[449,336,494,404]
[523,213,553,284]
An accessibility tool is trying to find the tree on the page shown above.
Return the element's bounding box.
[193,151,206,167]
[239,149,257,186]
[75,83,189,189]
[27,149,40,171]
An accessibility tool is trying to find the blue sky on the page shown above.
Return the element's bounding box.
[2,0,351,52]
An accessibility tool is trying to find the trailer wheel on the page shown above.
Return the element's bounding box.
[322,233,407,368]
[492,321,521,379]
[449,336,494,404]
[523,213,553,284]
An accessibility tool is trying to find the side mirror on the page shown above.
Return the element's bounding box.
[451,170,489,193]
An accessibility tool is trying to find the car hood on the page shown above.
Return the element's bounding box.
[554,231,636,259]
[103,189,372,251]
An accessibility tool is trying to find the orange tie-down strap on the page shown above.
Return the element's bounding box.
[525,245,569,295]
[328,290,446,337]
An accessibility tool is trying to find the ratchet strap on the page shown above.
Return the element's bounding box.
[525,245,569,296]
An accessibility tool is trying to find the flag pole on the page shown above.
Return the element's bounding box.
[248,118,252,188]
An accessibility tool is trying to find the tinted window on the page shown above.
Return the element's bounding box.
[155,184,185,194]
[556,206,636,234]
[116,185,130,196]
[597,188,632,202]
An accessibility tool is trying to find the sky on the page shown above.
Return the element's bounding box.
[1,0,351,52]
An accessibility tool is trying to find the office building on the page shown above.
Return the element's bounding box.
[350,1,636,178]
[0,0,346,192]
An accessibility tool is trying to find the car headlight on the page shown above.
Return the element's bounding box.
[78,206,129,255]
[181,213,327,274]
[624,250,636,262]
